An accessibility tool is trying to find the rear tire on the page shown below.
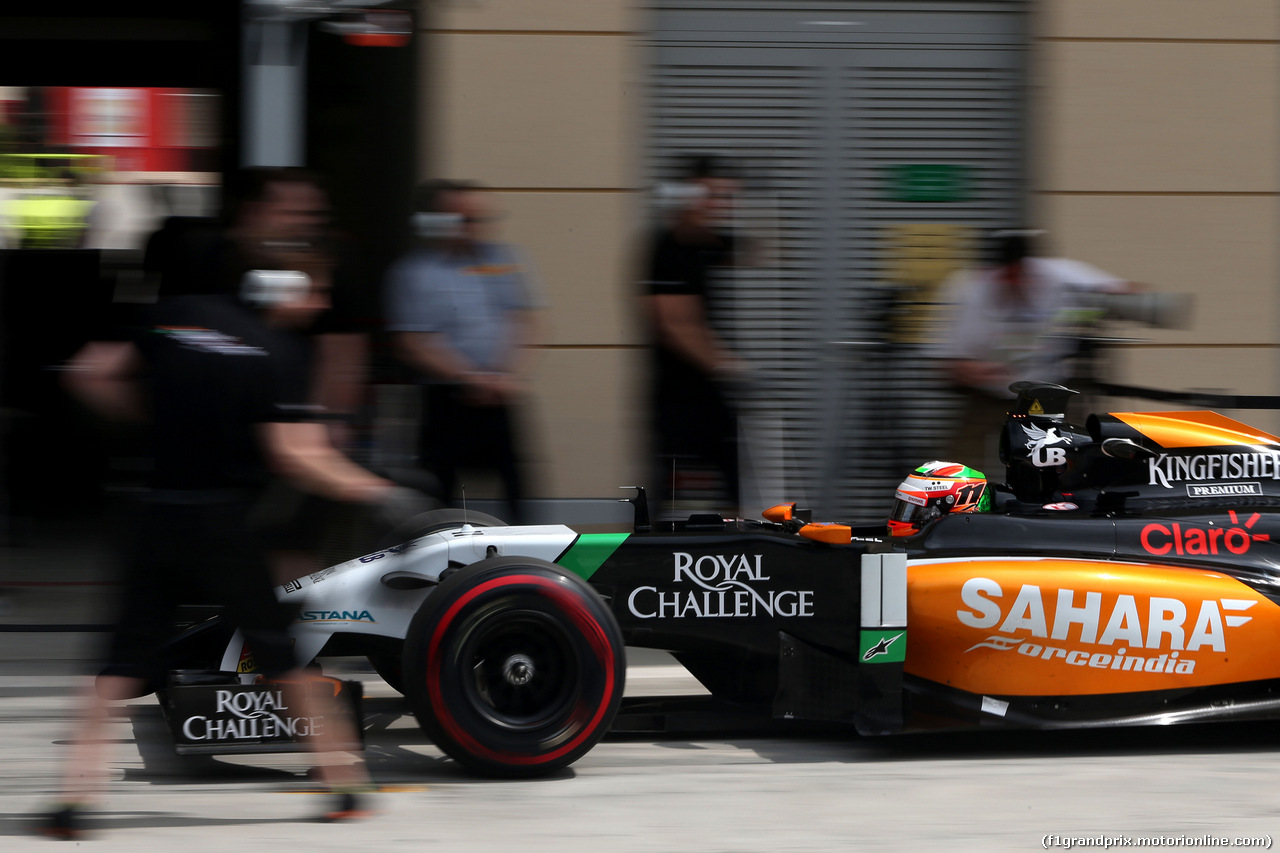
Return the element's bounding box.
[402,556,625,777]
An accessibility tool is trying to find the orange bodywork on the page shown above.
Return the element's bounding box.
[906,558,1280,696]
[798,522,852,544]
[1111,411,1280,448]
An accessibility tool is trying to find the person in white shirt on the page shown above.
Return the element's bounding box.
[940,231,1131,474]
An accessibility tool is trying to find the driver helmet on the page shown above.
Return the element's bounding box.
[887,461,990,538]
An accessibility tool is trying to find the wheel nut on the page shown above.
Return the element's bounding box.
[503,654,536,686]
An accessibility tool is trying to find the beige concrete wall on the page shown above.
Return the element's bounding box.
[1108,346,1280,435]
[1043,0,1279,42]
[525,347,646,496]
[1035,1,1280,430]
[416,0,1280,497]
[421,1,644,498]
[495,190,643,347]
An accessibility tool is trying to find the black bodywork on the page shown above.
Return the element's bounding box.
[576,383,1280,736]
[578,506,1280,737]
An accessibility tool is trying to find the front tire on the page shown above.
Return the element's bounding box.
[375,508,505,551]
[402,556,625,777]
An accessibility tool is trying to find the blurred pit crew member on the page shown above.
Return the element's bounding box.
[142,169,390,578]
[887,461,991,537]
[42,170,401,838]
[384,180,542,523]
[228,169,391,578]
[939,231,1133,474]
[229,167,369,452]
[643,154,750,516]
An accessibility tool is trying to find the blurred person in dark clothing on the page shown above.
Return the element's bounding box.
[227,169,382,574]
[384,180,542,522]
[643,154,748,516]
[142,170,382,576]
[38,170,400,839]
[145,170,367,429]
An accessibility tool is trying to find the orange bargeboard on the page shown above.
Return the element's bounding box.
[906,558,1280,696]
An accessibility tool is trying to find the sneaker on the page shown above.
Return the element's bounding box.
[320,790,378,822]
[36,804,87,840]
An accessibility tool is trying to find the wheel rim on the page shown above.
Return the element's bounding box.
[455,608,579,731]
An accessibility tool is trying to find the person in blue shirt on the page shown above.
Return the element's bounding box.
[384,180,542,522]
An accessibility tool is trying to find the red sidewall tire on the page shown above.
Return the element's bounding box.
[404,557,625,777]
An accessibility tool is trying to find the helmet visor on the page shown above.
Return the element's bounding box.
[888,495,941,527]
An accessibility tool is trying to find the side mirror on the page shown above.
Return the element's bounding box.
[1101,437,1158,462]
[762,503,795,523]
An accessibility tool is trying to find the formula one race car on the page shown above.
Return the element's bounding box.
[160,381,1280,777]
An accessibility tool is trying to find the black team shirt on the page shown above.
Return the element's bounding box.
[133,295,313,491]
[645,227,736,386]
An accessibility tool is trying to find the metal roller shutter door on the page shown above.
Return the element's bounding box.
[648,2,1027,522]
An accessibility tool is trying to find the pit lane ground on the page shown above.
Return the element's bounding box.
[2,520,1280,850]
